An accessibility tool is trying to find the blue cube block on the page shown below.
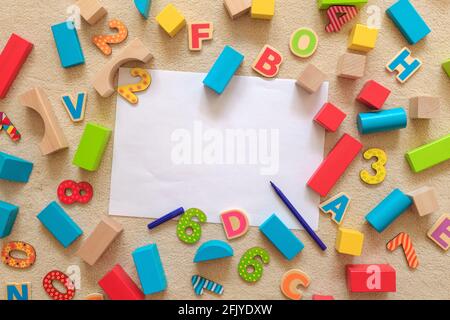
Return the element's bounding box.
[37,201,83,248]
[132,244,167,295]
[0,200,19,238]
[203,45,244,94]
[0,151,33,183]
[386,0,431,45]
[357,107,407,134]
[51,21,85,68]
[260,214,304,260]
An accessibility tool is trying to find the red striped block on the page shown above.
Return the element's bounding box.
[387,232,419,269]
[0,112,21,141]
[325,6,358,33]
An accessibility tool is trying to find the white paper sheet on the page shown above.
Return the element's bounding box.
[109,69,328,230]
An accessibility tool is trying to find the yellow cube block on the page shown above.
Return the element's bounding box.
[348,24,378,52]
[251,0,275,20]
[336,228,364,256]
[156,4,186,37]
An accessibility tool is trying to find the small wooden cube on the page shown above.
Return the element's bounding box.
[156,3,186,37]
[348,24,378,52]
[296,63,326,93]
[336,228,364,256]
[224,0,251,19]
[76,0,107,25]
[408,186,439,216]
[337,52,366,79]
[409,96,440,119]
[251,0,275,20]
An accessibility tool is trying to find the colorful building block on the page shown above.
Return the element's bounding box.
[132,244,167,295]
[289,28,318,58]
[346,264,396,292]
[203,45,244,94]
[314,102,346,132]
[98,264,145,300]
[252,45,283,78]
[0,151,33,183]
[356,80,391,110]
[7,283,31,300]
[259,214,304,260]
[357,107,407,134]
[251,0,275,20]
[224,0,251,19]
[409,96,439,119]
[336,228,364,256]
[0,34,33,99]
[317,0,367,9]
[312,294,334,300]
[386,0,431,45]
[156,3,186,37]
[61,92,87,122]
[348,24,378,52]
[408,186,439,216]
[194,240,234,262]
[220,209,249,239]
[307,134,362,197]
[337,52,366,79]
[405,134,450,173]
[77,216,123,265]
[365,189,412,233]
[73,122,112,171]
[427,214,450,251]
[0,200,18,238]
[325,5,358,33]
[37,201,83,248]
[280,269,310,300]
[296,63,326,93]
[319,192,350,225]
[442,59,450,78]
[188,22,213,51]
[134,0,151,19]
[1,112,21,141]
[51,21,85,68]
[386,47,421,83]
[76,0,107,25]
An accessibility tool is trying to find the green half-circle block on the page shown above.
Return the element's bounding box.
[193,240,234,263]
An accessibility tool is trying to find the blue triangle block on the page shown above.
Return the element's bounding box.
[134,0,151,19]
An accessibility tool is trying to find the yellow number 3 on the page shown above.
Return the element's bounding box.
[360,148,387,185]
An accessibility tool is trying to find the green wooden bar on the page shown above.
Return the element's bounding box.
[405,134,450,173]
[317,0,368,9]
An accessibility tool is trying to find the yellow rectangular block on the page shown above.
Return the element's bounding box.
[251,0,275,20]
[336,228,364,256]
[348,24,378,52]
[156,3,186,37]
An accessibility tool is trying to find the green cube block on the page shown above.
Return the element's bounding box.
[73,123,112,171]
[443,59,450,78]
[405,134,450,173]
[317,0,367,9]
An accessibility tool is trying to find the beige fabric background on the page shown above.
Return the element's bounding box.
[0,0,449,300]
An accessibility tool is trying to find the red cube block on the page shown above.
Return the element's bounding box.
[98,264,145,300]
[346,264,396,293]
[356,80,391,110]
[314,102,347,132]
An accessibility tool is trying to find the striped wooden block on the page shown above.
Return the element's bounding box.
[191,275,224,296]
[0,112,21,141]
[387,232,419,269]
[325,5,358,33]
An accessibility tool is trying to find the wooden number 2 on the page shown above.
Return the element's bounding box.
[117,68,152,104]
[92,19,128,55]
[360,148,387,185]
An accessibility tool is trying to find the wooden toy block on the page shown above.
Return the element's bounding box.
[317,0,367,9]
[92,19,128,56]
[37,201,83,248]
[43,270,75,300]
[312,294,334,300]
[188,22,213,51]
[405,134,450,173]
[360,148,387,185]
[346,264,396,292]
[98,264,145,300]
[51,21,85,68]
[251,0,275,20]
[259,214,304,260]
[280,269,310,300]
[365,189,412,233]
[319,192,350,225]
[386,0,430,45]
[7,283,31,300]
[220,209,249,239]
[336,228,364,256]
[325,5,358,33]
[296,63,326,93]
[72,122,112,171]
[409,96,440,119]
[387,232,419,269]
[356,80,391,110]
[76,0,107,25]
[61,92,87,122]
[203,45,244,94]
[337,52,366,79]
[134,0,151,19]
[1,112,22,141]
[77,216,123,265]
[427,214,450,251]
[442,59,450,78]
[0,200,19,238]
[19,87,69,155]
[224,0,251,19]
[156,3,186,37]
[0,151,33,183]
[193,240,234,262]
[357,107,407,134]
[92,38,153,97]
[0,34,33,99]
[408,186,439,216]
[192,275,224,296]
[85,293,104,300]
[132,244,167,295]
[314,102,347,132]
[348,24,378,52]
[307,134,362,197]
[386,47,421,83]
[289,28,318,58]
[252,45,283,78]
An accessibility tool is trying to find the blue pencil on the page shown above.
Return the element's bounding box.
[270,181,327,251]
[147,207,185,230]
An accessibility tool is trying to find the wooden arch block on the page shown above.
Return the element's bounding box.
[19,87,68,155]
[92,38,153,97]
